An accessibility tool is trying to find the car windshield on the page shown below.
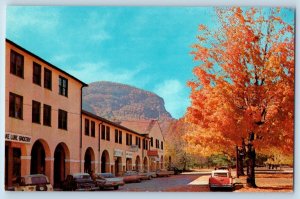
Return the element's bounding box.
[214,173,228,177]
[99,173,115,178]
[74,174,91,180]
[24,176,49,185]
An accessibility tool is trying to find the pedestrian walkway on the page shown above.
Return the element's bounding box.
[188,175,210,185]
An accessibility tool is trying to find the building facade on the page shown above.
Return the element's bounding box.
[120,120,165,171]
[5,40,166,189]
[5,39,87,188]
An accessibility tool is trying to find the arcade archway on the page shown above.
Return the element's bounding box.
[84,147,95,173]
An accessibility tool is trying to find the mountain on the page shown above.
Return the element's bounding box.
[82,81,173,121]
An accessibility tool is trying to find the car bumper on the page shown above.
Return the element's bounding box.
[209,184,233,188]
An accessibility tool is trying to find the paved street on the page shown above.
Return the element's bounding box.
[115,173,210,192]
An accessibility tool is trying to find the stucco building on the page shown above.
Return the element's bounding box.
[4,39,167,189]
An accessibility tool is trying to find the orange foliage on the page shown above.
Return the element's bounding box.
[185,7,294,158]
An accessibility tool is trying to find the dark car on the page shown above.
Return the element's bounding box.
[94,173,124,190]
[62,173,99,191]
[123,171,142,183]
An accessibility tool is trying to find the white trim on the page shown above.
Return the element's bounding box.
[20,156,31,160]
[65,159,80,163]
[45,157,54,161]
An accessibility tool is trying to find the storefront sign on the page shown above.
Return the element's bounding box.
[130,145,138,152]
[125,151,133,158]
[5,132,31,144]
[114,149,123,157]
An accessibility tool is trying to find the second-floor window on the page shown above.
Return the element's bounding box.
[32,100,41,124]
[59,76,68,97]
[126,133,132,146]
[9,92,23,119]
[33,62,41,86]
[58,109,67,130]
[91,121,95,137]
[44,68,52,90]
[43,104,51,126]
[161,141,163,150]
[106,126,110,141]
[101,124,106,140]
[156,139,160,149]
[115,129,118,143]
[10,50,24,78]
[118,131,122,144]
[150,137,153,147]
[85,119,90,136]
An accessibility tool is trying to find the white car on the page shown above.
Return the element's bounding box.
[14,174,53,191]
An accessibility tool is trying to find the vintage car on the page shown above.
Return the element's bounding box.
[14,174,53,191]
[122,171,142,183]
[138,172,153,180]
[156,169,173,177]
[62,173,99,191]
[94,173,124,190]
[208,169,234,191]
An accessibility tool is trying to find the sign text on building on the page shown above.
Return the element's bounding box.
[5,132,31,144]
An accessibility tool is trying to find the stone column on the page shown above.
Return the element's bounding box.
[45,157,54,185]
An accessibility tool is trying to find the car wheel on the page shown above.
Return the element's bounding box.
[36,185,48,191]
[114,186,119,190]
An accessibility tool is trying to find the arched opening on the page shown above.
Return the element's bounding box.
[101,150,110,173]
[126,158,132,171]
[84,147,95,174]
[135,156,141,172]
[54,143,70,188]
[114,157,122,176]
[143,157,148,172]
[31,140,46,175]
[161,155,164,169]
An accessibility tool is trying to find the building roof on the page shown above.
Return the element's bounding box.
[6,39,88,87]
[82,110,148,138]
[120,120,164,141]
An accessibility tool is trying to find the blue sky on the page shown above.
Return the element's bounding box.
[7,6,219,119]
[6,6,294,119]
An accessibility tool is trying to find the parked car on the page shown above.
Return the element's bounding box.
[123,171,142,183]
[156,169,172,177]
[94,173,124,190]
[209,169,234,191]
[14,174,53,191]
[62,173,99,191]
[138,172,153,180]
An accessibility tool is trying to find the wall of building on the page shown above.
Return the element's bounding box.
[5,42,83,187]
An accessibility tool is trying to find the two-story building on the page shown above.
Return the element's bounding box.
[81,111,150,176]
[120,120,165,171]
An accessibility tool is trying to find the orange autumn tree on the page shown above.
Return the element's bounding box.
[185,7,294,186]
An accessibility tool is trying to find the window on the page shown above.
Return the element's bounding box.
[58,109,67,130]
[146,140,148,150]
[161,141,164,150]
[9,93,23,119]
[129,134,132,145]
[44,68,52,90]
[91,121,95,137]
[151,137,153,147]
[136,137,138,146]
[59,76,68,97]
[115,130,119,143]
[106,126,110,141]
[119,131,122,144]
[143,139,145,149]
[138,138,141,148]
[85,119,90,136]
[43,104,51,126]
[10,50,24,78]
[126,133,129,146]
[32,100,41,124]
[33,62,41,85]
[101,125,106,140]
[156,139,159,149]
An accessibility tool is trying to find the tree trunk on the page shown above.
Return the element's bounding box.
[246,146,257,187]
[236,146,245,177]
